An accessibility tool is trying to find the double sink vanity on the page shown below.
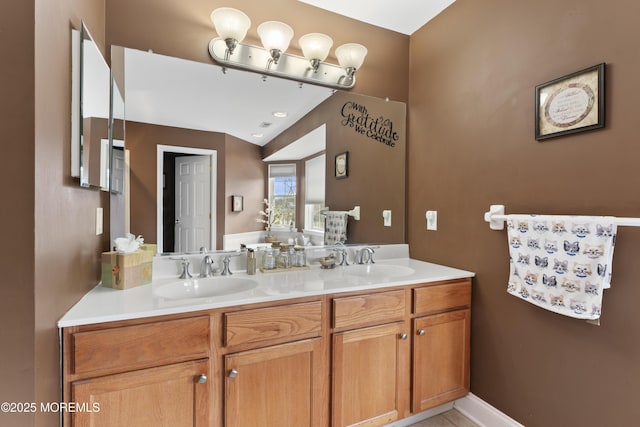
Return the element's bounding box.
[59,245,474,426]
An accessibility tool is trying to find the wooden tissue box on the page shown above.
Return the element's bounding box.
[101,248,154,290]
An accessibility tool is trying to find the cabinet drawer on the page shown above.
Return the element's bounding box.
[224,301,322,348]
[413,279,471,315]
[333,289,406,330]
[71,316,210,376]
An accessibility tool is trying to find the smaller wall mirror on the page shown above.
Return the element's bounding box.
[71,22,111,191]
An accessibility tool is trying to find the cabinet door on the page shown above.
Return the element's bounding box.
[72,359,210,427]
[332,322,408,427]
[225,338,324,427]
[413,309,470,412]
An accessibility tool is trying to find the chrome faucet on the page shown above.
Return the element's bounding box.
[179,258,193,279]
[355,247,376,264]
[200,255,216,277]
[199,247,217,278]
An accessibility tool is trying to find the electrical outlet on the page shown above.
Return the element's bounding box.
[426,210,437,231]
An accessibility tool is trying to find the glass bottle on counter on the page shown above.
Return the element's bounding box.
[294,246,306,267]
[262,248,275,270]
[277,244,290,269]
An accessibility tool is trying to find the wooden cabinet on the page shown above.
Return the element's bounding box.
[224,338,324,427]
[221,300,326,427]
[332,322,408,427]
[72,359,210,427]
[63,316,211,427]
[331,290,409,427]
[412,280,471,412]
[62,277,472,427]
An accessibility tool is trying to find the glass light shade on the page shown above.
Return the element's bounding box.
[335,43,368,71]
[299,33,333,62]
[257,21,294,53]
[210,7,251,42]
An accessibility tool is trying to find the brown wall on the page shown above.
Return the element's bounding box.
[408,1,640,426]
[266,91,406,244]
[105,0,409,102]
[0,1,36,425]
[225,135,267,235]
[127,122,228,249]
[31,1,108,427]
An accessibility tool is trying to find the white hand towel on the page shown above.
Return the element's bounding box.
[506,214,616,320]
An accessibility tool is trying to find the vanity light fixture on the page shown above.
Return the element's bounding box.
[257,21,294,65]
[208,7,367,89]
[299,32,333,72]
[210,7,251,58]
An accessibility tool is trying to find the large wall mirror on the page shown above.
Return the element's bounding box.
[71,23,112,191]
[110,46,406,254]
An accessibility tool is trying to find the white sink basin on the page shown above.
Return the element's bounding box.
[154,277,258,300]
[345,264,415,280]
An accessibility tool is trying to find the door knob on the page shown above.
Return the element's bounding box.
[197,374,208,384]
[399,333,408,340]
[228,369,239,378]
[175,219,181,224]
[417,329,426,336]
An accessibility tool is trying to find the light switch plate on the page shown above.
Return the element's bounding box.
[426,210,437,231]
[383,210,392,227]
[96,207,103,235]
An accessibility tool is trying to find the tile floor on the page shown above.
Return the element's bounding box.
[408,409,480,427]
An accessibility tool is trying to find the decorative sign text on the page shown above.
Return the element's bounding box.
[340,101,399,147]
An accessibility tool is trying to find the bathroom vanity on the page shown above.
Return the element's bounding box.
[59,251,473,427]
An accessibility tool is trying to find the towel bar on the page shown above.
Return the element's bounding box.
[320,206,360,221]
[484,204,640,229]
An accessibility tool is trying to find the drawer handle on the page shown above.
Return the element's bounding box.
[228,369,239,379]
[197,373,208,384]
[417,329,426,336]
[399,333,408,340]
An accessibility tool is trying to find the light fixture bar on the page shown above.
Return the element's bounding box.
[208,37,356,89]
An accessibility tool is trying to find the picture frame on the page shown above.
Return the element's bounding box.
[231,195,243,212]
[535,63,605,141]
[335,151,348,179]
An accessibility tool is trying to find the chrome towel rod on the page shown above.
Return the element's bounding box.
[320,206,360,221]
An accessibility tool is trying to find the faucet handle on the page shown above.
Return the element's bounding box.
[332,248,349,266]
[179,258,193,279]
[221,255,233,276]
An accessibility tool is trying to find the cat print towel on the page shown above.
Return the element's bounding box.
[324,211,348,245]
[506,214,617,320]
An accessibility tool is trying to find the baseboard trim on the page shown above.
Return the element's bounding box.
[385,402,454,427]
[454,393,524,427]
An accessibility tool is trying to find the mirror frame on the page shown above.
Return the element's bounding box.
[71,22,112,191]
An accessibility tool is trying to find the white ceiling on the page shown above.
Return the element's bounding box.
[124,48,335,147]
[298,0,456,35]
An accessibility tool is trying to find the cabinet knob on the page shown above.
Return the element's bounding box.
[197,374,208,384]
[417,329,426,336]
[228,369,239,378]
[399,333,408,340]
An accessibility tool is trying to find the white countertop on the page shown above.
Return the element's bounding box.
[58,253,474,328]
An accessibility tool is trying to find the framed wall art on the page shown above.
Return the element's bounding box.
[335,151,348,179]
[535,63,605,141]
[231,195,243,212]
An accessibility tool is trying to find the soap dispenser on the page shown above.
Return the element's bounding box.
[247,248,257,275]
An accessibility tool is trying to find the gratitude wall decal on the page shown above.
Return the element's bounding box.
[340,101,400,147]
